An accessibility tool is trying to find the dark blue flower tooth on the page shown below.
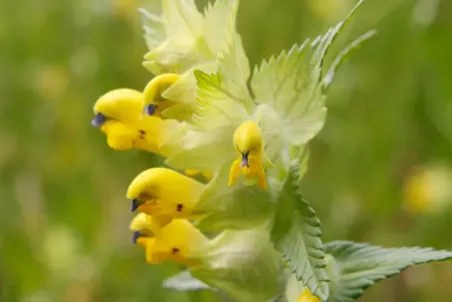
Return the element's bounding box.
[132,231,141,244]
[240,151,250,168]
[130,199,139,212]
[144,104,157,116]
[91,113,107,127]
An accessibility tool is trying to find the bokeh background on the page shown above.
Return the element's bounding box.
[1,0,452,301]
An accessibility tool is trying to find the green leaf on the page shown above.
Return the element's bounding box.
[215,0,252,104]
[162,0,203,44]
[163,125,236,171]
[218,30,252,103]
[193,164,274,231]
[202,0,252,104]
[161,61,218,104]
[251,42,327,146]
[311,0,366,84]
[140,0,208,74]
[193,70,249,131]
[163,270,211,291]
[138,8,166,50]
[250,0,369,147]
[143,39,210,74]
[192,226,283,302]
[203,0,239,54]
[270,169,330,301]
[323,29,377,90]
[325,241,452,302]
[140,0,243,75]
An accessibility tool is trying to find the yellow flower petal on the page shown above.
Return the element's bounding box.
[94,88,143,124]
[143,73,181,117]
[127,168,205,219]
[135,219,208,265]
[101,121,137,150]
[228,158,242,186]
[155,219,208,264]
[136,236,168,264]
[130,212,172,235]
[92,88,173,155]
[228,121,267,189]
[296,289,321,302]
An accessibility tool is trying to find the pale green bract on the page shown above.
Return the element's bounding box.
[163,270,210,291]
[140,0,246,122]
[140,0,240,75]
[131,1,452,302]
[191,226,283,302]
[163,228,283,302]
[192,165,275,231]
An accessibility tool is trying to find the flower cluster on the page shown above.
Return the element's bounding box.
[90,0,366,300]
[89,1,452,301]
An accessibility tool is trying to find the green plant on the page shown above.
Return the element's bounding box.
[90,0,452,301]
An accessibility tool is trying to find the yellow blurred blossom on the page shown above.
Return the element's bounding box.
[403,164,452,214]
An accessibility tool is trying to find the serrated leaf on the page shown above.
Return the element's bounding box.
[311,0,365,83]
[215,0,251,104]
[251,0,369,147]
[139,8,166,50]
[141,0,243,76]
[140,0,207,74]
[193,70,249,131]
[193,164,275,231]
[218,30,251,102]
[270,170,329,301]
[325,241,452,302]
[143,40,208,74]
[162,0,203,44]
[203,0,239,54]
[163,270,211,291]
[323,29,377,90]
[251,42,327,146]
[191,226,283,302]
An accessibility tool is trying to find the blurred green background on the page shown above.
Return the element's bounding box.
[1,0,452,301]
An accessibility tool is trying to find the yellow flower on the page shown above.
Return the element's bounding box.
[143,73,181,117]
[127,168,205,218]
[130,212,171,235]
[228,121,267,189]
[296,289,321,302]
[93,89,213,179]
[91,88,165,154]
[403,165,452,214]
[133,218,208,265]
